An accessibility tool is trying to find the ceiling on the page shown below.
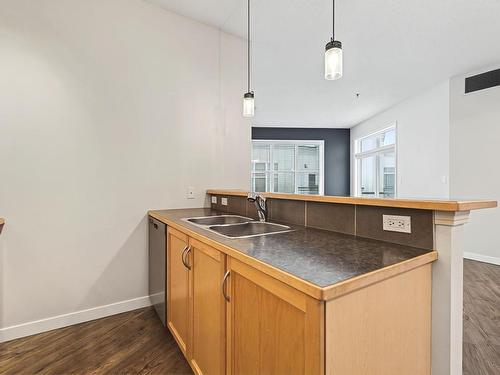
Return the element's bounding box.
[146,0,500,128]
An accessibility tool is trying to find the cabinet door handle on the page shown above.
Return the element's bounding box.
[181,246,189,269]
[181,246,192,270]
[221,270,231,302]
[185,246,192,270]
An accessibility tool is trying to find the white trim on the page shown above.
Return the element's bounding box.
[0,295,152,343]
[464,252,500,266]
[354,144,395,159]
[149,292,165,305]
[354,124,396,149]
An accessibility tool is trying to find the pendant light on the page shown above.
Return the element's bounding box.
[325,0,343,80]
[243,0,255,117]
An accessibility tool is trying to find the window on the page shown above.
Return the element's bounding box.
[354,126,396,198]
[251,140,324,195]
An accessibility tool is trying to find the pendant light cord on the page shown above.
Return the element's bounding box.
[332,0,335,40]
[247,0,251,93]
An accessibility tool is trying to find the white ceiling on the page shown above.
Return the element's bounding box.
[146,0,500,128]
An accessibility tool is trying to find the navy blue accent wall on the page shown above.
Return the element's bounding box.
[252,127,351,196]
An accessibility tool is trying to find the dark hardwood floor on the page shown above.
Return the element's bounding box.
[1,259,498,374]
[0,307,192,375]
[463,259,500,375]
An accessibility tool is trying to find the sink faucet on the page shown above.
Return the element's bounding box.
[247,193,267,222]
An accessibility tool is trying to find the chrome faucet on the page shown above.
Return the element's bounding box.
[247,193,267,222]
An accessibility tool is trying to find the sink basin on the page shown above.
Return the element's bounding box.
[187,215,252,226]
[183,215,293,239]
[208,222,291,238]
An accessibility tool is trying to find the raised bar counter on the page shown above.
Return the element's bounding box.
[207,189,497,212]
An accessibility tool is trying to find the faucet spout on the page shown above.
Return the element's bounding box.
[247,193,267,222]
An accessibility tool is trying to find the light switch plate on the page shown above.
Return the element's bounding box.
[187,186,195,199]
[211,196,217,204]
[221,197,228,206]
[383,215,411,233]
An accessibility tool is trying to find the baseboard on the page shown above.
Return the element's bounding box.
[464,252,500,266]
[149,291,164,305]
[0,295,152,343]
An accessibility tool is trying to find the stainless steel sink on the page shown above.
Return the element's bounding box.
[208,222,292,238]
[186,215,251,226]
[182,215,292,239]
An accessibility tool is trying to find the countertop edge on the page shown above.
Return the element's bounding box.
[149,210,438,301]
[320,251,438,300]
[207,189,497,212]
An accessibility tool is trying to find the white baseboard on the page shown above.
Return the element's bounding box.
[464,252,500,266]
[149,291,164,305]
[0,295,152,343]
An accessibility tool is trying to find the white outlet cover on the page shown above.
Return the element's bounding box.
[187,186,195,199]
[221,197,228,206]
[211,196,217,204]
[382,215,411,234]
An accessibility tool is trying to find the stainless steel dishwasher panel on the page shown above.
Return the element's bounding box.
[149,217,166,326]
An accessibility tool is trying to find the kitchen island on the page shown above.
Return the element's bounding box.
[150,190,495,375]
[150,208,436,374]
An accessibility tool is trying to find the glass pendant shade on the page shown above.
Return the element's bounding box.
[243,92,255,117]
[325,40,343,80]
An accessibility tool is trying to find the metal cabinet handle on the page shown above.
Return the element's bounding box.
[181,245,192,270]
[181,246,189,270]
[181,246,188,266]
[185,246,192,270]
[221,270,231,302]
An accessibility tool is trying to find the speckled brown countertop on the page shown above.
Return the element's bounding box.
[150,208,437,300]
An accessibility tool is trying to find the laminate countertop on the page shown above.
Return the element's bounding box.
[150,208,437,300]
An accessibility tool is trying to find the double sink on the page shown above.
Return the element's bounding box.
[183,215,292,239]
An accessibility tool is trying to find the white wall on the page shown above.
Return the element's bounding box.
[0,0,249,338]
[350,81,450,199]
[450,65,500,263]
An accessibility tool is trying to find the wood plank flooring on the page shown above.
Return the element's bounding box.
[463,259,500,375]
[0,307,192,375]
[0,259,498,374]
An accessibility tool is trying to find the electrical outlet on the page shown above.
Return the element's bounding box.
[211,196,217,204]
[383,215,411,233]
[187,186,195,200]
[221,197,228,206]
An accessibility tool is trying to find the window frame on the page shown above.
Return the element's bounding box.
[251,139,325,195]
[354,124,397,198]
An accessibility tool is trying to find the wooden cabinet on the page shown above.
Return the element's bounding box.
[167,228,226,375]
[225,257,324,375]
[325,263,432,375]
[189,238,226,375]
[166,225,431,375]
[167,227,191,356]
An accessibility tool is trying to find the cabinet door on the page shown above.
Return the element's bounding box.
[226,258,324,375]
[189,238,226,375]
[167,227,191,357]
